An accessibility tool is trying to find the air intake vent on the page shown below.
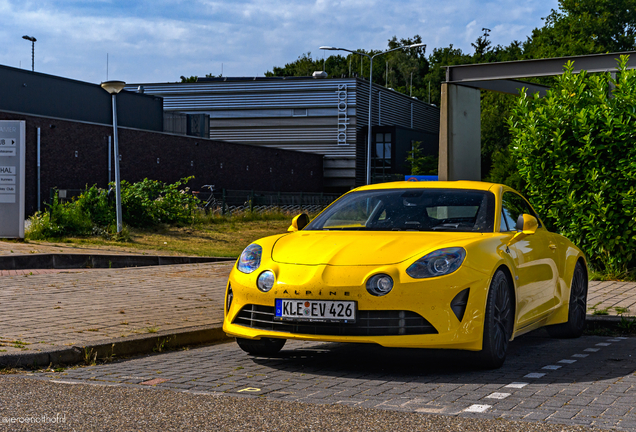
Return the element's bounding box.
[450,288,470,322]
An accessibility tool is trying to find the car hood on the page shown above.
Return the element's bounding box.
[271,231,481,266]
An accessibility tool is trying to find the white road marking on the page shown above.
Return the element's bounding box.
[615,337,628,340]
[558,359,577,364]
[607,339,622,342]
[596,343,611,347]
[584,348,600,352]
[542,365,562,370]
[486,392,511,399]
[464,404,491,413]
[505,382,528,389]
[524,373,546,379]
[572,354,589,358]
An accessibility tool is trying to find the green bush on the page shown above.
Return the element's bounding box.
[508,56,636,276]
[27,194,93,239]
[76,185,115,227]
[26,177,198,239]
[120,177,198,227]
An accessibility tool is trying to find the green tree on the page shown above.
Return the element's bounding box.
[472,28,493,61]
[180,73,223,83]
[524,0,636,58]
[405,141,438,175]
[507,57,636,276]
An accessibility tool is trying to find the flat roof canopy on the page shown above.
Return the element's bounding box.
[456,79,549,97]
[446,50,636,83]
[439,50,636,182]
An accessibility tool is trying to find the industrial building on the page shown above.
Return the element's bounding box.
[128,77,440,191]
[0,65,323,214]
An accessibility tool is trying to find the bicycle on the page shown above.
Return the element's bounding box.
[192,184,217,213]
[194,185,231,215]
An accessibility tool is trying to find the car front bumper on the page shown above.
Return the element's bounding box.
[223,263,491,351]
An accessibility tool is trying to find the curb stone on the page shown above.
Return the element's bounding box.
[0,253,235,270]
[0,325,232,369]
[586,314,635,323]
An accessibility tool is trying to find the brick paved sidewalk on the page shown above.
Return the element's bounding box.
[0,269,91,276]
[588,281,636,317]
[0,261,633,367]
[0,262,232,360]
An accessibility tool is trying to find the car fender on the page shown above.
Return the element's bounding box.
[544,234,587,327]
[461,234,518,343]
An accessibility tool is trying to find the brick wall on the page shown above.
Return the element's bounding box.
[0,111,324,215]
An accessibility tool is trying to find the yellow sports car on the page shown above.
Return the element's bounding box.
[223,181,587,368]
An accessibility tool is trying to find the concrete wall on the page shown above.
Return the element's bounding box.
[438,83,481,181]
[0,111,324,215]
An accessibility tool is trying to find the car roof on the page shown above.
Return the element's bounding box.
[352,180,499,193]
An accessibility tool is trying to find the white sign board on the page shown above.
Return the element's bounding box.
[0,121,25,238]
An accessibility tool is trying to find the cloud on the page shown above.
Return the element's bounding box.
[0,0,559,84]
[464,20,479,45]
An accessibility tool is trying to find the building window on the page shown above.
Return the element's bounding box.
[372,132,393,183]
[375,133,391,161]
[292,108,308,117]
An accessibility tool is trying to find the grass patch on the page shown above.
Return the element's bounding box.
[587,303,631,316]
[26,214,294,257]
[24,176,315,258]
[589,267,636,282]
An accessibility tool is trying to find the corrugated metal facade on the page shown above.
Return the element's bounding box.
[127,78,439,189]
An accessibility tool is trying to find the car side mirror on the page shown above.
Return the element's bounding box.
[508,214,538,246]
[288,213,309,232]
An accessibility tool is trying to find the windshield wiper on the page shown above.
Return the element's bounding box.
[321,227,366,231]
[432,223,462,231]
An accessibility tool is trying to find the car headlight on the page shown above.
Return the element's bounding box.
[406,247,466,279]
[237,244,262,274]
[257,270,275,292]
[366,274,394,296]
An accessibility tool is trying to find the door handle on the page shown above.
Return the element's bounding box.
[549,244,557,250]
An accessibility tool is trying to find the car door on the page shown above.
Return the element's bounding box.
[501,192,559,326]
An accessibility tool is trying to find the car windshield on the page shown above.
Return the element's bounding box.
[305,188,495,232]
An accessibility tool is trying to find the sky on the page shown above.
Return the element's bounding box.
[3,0,560,85]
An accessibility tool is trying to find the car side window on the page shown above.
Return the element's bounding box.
[500,210,511,232]
[501,206,517,232]
[502,192,542,231]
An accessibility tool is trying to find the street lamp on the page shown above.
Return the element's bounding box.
[22,35,36,71]
[320,43,425,185]
[100,80,126,233]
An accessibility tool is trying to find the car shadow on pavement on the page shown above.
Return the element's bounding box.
[249,329,636,385]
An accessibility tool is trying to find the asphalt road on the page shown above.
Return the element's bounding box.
[2,330,634,431]
[0,375,597,432]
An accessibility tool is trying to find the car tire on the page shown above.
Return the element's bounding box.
[478,270,514,369]
[236,337,286,356]
[547,262,587,339]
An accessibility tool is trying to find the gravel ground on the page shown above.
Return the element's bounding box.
[0,375,603,432]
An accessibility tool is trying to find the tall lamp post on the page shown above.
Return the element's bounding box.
[22,35,36,71]
[320,43,425,185]
[100,80,126,233]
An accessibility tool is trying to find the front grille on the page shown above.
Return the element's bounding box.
[233,304,438,336]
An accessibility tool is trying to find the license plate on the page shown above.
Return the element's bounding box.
[275,299,356,323]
